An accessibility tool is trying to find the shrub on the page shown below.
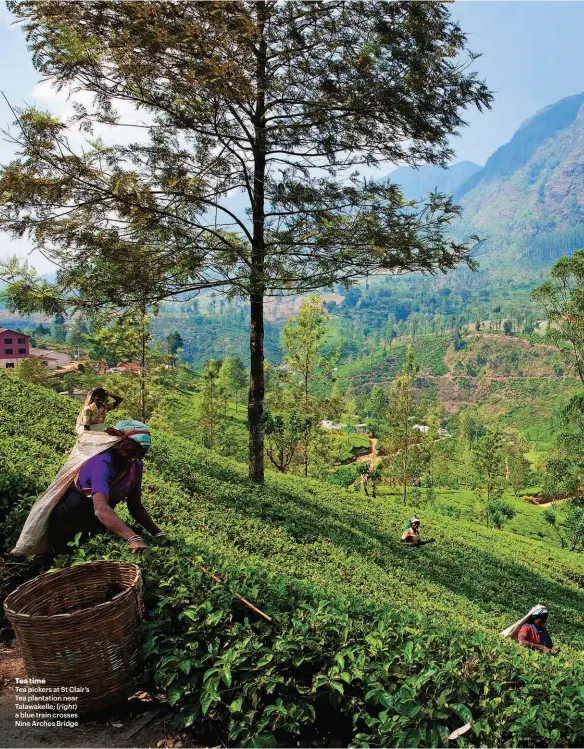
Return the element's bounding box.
[325,463,361,488]
[486,499,517,530]
[5,378,584,746]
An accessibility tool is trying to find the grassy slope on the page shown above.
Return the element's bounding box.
[412,488,568,547]
[337,336,450,390]
[4,376,584,746]
[2,375,583,650]
[148,442,584,650]
[336,333,579,453]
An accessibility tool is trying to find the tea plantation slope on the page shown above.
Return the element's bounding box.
[2,377,584,747]
[149,434,584,649]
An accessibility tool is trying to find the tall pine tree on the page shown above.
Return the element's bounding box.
[0,1,491,482]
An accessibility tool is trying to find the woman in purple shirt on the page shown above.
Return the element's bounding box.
[48,420,166,554]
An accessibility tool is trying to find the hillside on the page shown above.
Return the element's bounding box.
[384,94,584,271]
[2,376,584,746]
[336,332,578,454]
[454,93,584,267]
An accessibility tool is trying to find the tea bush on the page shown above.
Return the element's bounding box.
[3,377,584,746]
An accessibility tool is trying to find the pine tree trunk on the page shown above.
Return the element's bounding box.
[140,303,146,423]
[249,294,265,483]
[248,1,267,484]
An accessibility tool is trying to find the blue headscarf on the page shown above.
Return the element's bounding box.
[114,419,151,448]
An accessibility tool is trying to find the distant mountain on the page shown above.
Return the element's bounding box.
[457,93,584,198]
[387,161,481,201]
[453,93,584,266]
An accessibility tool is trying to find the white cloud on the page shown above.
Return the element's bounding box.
[30,79,152,147]
[0,235,57,275]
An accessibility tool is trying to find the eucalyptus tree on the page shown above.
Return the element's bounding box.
[0,1,491,482]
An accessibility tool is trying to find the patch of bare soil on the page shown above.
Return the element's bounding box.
[0,645,212,749]
[522,496,569,507]
[356,437,380,465]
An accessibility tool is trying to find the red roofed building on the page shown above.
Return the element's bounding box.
[0,328,30,369]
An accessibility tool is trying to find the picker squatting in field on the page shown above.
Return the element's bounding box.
[518,606,557,654]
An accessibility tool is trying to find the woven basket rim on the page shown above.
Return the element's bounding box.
[3,560,141,621]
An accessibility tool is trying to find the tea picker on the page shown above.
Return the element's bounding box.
[501,605,558,654]
[401,517,435,546]
[11,420,168,557]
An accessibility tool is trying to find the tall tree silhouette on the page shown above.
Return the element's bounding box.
[0,1,491,482]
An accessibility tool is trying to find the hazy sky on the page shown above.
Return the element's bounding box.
[452,1,584,165]
[2,1,584,271]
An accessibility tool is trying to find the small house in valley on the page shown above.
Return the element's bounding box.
[0,328,30,369]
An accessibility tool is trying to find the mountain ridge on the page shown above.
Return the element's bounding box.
[386,160,481,201]
[387,92,584,269]
[456,92,584,198]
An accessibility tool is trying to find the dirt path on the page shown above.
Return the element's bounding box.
[354,436,450,468]
[522,496,570,508]
[356,437,379,466]
[0,645,210,749]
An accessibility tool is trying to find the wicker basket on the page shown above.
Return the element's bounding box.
[3,561,144,713]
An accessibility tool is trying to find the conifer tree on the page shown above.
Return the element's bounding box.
[199,359,223,447]
[0,1,491,482]
[282,295,334,476]
[218,356,248,414]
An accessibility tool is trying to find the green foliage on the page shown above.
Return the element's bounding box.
[15,358,53,388]
[85,307,152,367]
[198,359,223,447]
[167,331,184,357]
[324,463,361,488]
[543,458,579,502]
[565,506,584,551]
[532,250,584,384]
[386,347,420,503]
[0,377,77,552]
[263,410,312,474]
[282,297,332,405]
[337,336,450,390]
[6,378,584,746]
[217,356,247,414]
[452,327,466,351]
[472,430,506,506]
[543,509,566,549]
[366,384,387,420]
[1,1,491,485]
[485,499,517,530]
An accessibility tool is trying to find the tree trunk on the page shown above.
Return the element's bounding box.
[248,1,267,484]
[140,303,147,423]
[303,368,309,477]
[248,266,265,483]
